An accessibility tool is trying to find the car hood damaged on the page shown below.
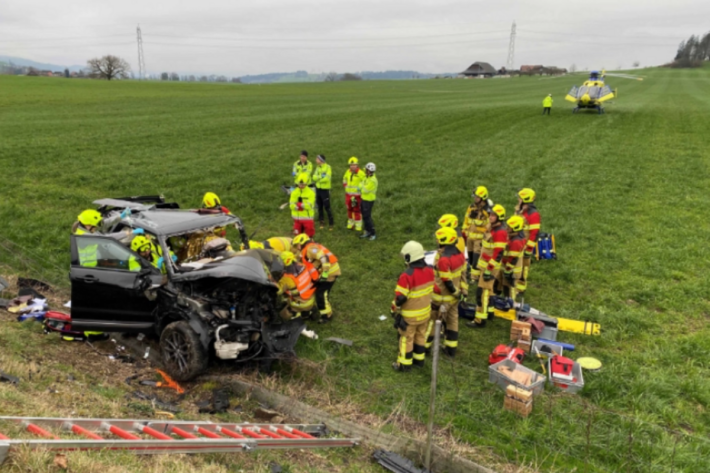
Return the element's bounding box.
[174,252,275,287]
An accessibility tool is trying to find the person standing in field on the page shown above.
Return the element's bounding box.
[515,188,540,295]
[312,154,334,230]
[342,157,366,232]
[292,150,313,186]
[289,173,316,237]
[462,186,490,282]
[542,94,553,115]
[391,241,434,372]
[501,216,526,302]
[359,162,378,240]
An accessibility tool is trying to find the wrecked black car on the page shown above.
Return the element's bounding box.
[69,196,304,381]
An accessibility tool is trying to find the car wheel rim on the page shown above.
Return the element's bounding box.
[164,332,191,374]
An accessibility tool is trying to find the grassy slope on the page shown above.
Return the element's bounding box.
[1,68,710,472]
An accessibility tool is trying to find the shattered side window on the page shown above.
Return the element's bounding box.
[75,236,140,271]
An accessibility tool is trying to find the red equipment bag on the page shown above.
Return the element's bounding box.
[507,348,525,364]
[489,344,511,365]
[43,311,83,338]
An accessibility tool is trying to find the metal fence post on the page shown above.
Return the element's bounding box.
[425,320,441,470]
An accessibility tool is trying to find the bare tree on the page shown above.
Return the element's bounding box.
[324,72,339,82]
[169,72,180,81]
[86,55,131,80]
[569,63,577,73]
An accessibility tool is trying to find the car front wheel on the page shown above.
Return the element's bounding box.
[160,321,208,381]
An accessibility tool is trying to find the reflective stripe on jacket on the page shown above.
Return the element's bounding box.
[479,223,509,271]
[313,163,332,190]
[290,187,316,220]
[395,265,434,322]
[503,232,526,275]
[292,161,313,184]
[343,168,366,195]
[301,242,340,277]
[281,264,317,309]
[359,175,378,201]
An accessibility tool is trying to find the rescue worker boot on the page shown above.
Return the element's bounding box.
[318,314,332,324]
[466,318,487,329]
[392,362,412,372]
[443,346,457,357]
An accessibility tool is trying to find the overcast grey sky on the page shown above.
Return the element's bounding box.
[1,0,708,76]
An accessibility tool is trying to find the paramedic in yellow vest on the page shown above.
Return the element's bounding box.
[72,209,144,267]
[359,162,378,241]
[278,251,317,320]
[312,154,334,230]
[290,173,316,237]
[292,150,313,186]
[462,186,490,281]
[342,157,366,231]
[542,94,553,115]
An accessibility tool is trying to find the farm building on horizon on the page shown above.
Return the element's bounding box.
[459,62,497,78]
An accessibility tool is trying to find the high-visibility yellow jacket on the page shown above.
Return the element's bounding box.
[293,160,313,185]
[290,186,316,221]
[313,163,332,190]
[359,175,378,202]
[343,168,366,196]
[301,242,341,280]
[463,201,489,242]
[280,263,317,312]
[542,96,553,107]
[263,237,293,253]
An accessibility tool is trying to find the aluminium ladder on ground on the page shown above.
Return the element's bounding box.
[0,416,359,464]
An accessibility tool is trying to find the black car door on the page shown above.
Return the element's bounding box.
[70,235,162,333]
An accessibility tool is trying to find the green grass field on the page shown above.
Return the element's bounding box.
[2,66,710,472]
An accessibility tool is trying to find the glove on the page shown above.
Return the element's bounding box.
[120,208,132,219]
[483,270,494,281]
[393,314,408,331]
[132,228,145,235]
[171,254,178,262]
[320,271,329,280]
[292,172,296,177]
[296,202,304,211]
[156,256,164,268]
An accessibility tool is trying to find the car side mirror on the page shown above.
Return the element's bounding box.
[133,267,154,292]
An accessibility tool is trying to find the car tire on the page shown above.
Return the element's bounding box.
[160,321,208,382]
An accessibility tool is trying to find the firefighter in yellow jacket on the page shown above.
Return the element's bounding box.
[390,241,435,372]
[278,251,317,319]
[429,227,467,358]
[437,214,466,254]
[462,186,490,282]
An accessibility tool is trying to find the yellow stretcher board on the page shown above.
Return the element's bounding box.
[494,309,601,336]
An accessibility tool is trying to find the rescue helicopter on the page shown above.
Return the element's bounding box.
[565,70,616,114]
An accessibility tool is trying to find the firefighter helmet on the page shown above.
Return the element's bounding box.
[348,157,359,165]
[400,241,425,264]
[202,192,221,208]
[131,235,151,253]
[77,209,102,228]
[507,215,525,232]
[280,251,296,266]
[473,186,489,200]
[293,233,311,247]
[518,188,536,203]
[437,214,459,229]
[491,204,506,221]
[435,227,458,246]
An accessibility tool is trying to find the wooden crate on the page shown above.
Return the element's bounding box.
[504,396,533,417]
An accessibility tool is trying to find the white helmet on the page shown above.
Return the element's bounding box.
[365,162,376,172]
[400,241,425,264]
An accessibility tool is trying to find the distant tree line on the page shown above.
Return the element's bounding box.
[672,31,710,67]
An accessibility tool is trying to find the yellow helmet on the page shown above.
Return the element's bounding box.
[131,235,151,253]
[280,251,296,266]
[491,204,506,221]
[240,240,264,250]
[293,233,311,247]
[474,186,489,200]
[518,188,536,203]
[507,215,525,232]
[435,227,458,246]
[78,209,102,228]
[295,173,309,185]
[437,214,459,229]
[348,157,358,165]
[203,192,221,208]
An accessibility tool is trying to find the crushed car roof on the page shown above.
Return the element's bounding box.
[128,210,242,236]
